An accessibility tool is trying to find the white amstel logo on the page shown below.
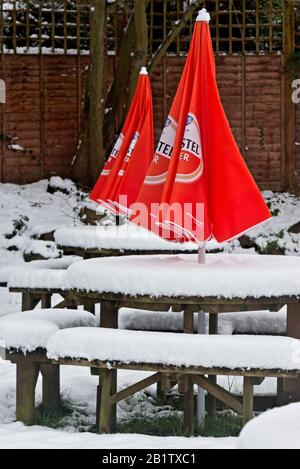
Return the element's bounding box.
[145,116,178,185]
[119,132,140,176]
[175,113,204,184]
[102,133,125,176]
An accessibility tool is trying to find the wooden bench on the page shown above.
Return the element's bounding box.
[0,309,96,424]
[46,328,300,435]
[7,267,95,313]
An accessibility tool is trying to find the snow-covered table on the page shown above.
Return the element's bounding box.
[55,224,220,258]
[67,253,300,403]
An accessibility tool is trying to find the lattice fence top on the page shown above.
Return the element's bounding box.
[0,0,290,55]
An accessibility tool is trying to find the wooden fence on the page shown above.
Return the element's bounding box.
[0,0,299,192]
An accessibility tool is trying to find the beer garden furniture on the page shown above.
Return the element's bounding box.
[54,224,206,259]
[65,252,300,422]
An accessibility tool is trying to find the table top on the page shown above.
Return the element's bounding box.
[67,253,300,302]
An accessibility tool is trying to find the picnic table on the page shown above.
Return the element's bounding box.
[66,252,300,414]
[54,225,219,258]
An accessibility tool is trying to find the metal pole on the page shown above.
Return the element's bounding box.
[197,244,206,425]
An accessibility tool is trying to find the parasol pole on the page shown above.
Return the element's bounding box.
[197,242,206,424]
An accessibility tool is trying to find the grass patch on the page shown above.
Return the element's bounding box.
[119,411,243,438]
[34,394,91,431]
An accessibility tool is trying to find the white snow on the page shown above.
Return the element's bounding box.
[0,422,235,449]
[67,253,300,299]
[8,268,71,291]
[47,328,300,372]
[0,256,81,286]
[238,403,300,449]
[197,8,211,22]
[0,309,95,353]
[119,308,287,335]
[54,224,199,252]
[0,179,88,268]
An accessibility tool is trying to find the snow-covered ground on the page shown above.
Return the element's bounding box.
[1,179,300,448]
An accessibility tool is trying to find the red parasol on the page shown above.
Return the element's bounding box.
[90,67,154,214]
[131,10,271,244]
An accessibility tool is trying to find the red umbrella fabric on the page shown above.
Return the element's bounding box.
[90,68,154,214]
[131,10,271,243]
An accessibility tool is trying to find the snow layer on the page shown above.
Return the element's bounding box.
[54,224,200,252]
[8,269,71,290]
[0,309,95,353]
[47,328,300,371]
[0,256,81,285]
[0,422,235,449]
[119,308,287,335]
[67,253,300,299]
[238,403,300,449]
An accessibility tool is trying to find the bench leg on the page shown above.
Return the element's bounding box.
[243,377,254,426]
[22,293,36,312]
[98,369,115,434]
[40,364,60,412]
[183,376,194,436]
[16,362,39,425]
[277,378,289,406]
[41,293,51,309]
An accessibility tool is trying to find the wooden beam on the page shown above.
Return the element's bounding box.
[243,377,254,426]
[192,375,243,416]
[109,373,161,405]
[183,376,194,436]
[183,305,195,334]
[22,293,38,312]
[16,362,39,425]
[51,357,300,380]
[98,369,115,434]
[100,302,119,329]
[40,364,60,412]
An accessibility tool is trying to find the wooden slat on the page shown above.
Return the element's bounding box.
[192,374,243,416]
[50,357,300,380]
[109,373,161,405]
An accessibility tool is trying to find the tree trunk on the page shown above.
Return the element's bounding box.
[71,0,107,186]
[127,0,148,106]
[102,15,136,158]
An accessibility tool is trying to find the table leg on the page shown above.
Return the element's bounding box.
[183,305,194,334]
[41,293,51,309]
[40,364,60,412]
[22,293,37,312]
[98,302,119,431]
[100,302,119,329]
[207,313,219,417]
[285,303,300,401]
[183,375,194,436]
[182,306,195,433]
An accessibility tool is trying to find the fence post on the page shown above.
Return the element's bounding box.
[283,0,296,193]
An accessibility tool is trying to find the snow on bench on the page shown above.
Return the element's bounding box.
[237,402,300,449]
[8,269,71,291]
[47,328,300,373]
[0,256,81,287]
[119,308,287,336]
[67,253,300,299]
[46,328,300,434]
[0,309,95,354]
[54,224,201,252]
